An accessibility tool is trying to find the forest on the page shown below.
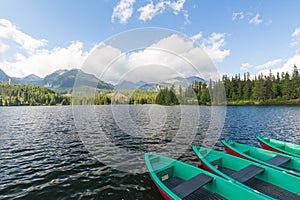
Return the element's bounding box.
[90,65,300,105]
[221,64,300,105]
[0,82,71,106]
[1,65,300,106]
[179,64,300,105]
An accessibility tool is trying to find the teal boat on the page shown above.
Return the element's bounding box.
[144,153,272,200]
[221,140,300,177]
[192,146,300,199]
[257,136,300,158]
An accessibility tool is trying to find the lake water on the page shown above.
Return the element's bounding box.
[1,105,300,199]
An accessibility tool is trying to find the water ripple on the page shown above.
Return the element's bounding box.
[0,106,299,199]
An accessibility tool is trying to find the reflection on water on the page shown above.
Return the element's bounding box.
[74,105,225,174]
[0,105,300,199]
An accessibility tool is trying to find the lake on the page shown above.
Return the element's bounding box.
[1,105,300,199]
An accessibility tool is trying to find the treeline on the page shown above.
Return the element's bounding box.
[180,82,212,105]
[89,84,211,105]
[0,82,71,106]
[3,65,300,106]
[74,90,158,105]
[88,86,209,105]
[154,64,300,105]
[155,86,179,105]
[222,65,300,104]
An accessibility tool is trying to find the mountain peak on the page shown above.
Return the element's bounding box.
[0,68,113,93]
[114,76,206,90]
[0,68,10,81]
[23,74,42,81]
[51,69,68,75]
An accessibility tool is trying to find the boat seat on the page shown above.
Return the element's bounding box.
[230,164,265,183]
[206,155,222,164]
[172,173,213,199]
[265,155,290,166]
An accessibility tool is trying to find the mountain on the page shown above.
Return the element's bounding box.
[114,80,158,90]
[114,76,206,90]
[44,69,113,93]
[43,69,68,86]
[0,68,9,82]
[163,76,206,88]
[0,67,206,93]
[13,74,44,85]
[0,68,113,94]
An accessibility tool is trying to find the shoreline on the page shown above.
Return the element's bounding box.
[1,101,300,107]
[226,99,300,106]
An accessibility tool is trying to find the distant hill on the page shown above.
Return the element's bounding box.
[114,80,158,90]
[114,76,206,90]
[0,68,113,94]
[0,69,9,82]
[13,74,44,85]
[43,69,113,94]
[162,76,206,88]
[0,68,206,93]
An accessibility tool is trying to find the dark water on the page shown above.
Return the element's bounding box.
[1,105,300,199]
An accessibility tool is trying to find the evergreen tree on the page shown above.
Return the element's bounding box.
[155,86,179,105]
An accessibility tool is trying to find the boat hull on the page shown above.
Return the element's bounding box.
[192,146,300,199]
[222,140,300,177]
[145,153,273,200]
[257,136,300,158]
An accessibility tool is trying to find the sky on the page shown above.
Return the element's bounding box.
[0,0,300,83]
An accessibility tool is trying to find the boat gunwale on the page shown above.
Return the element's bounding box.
[221,140,300,177]
[256,136,300,158]
[192,146,300,198]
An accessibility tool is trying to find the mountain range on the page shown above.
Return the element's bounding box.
[0,68,205,93]
[114,76,206,90]
[0,68,113,94]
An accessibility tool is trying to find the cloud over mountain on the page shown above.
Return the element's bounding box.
[83,32,230,84]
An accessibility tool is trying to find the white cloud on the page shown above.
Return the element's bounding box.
[291,40,299,47]
[292,27,300,37]
[111,0,135,24]
[84,33,230,84]
[240,63,252,71]
[191,32,202,41]
[183,9,190,24]
[111,0,188,24]
[138,0,187,22]
[249,14,262,25]
[82,44,124,80]
[280,55,300,73]
[0,42,9,54]
[291,27,300,46]
[255,58,282,70]
[168,0,185,14]
[232,12,244,21]
[0,18,47,54]
[0,19,85,78]
[1,41,88,77]
[258,55,300,76]
[200,32,230,62]
[0,18,229,83]
[138,1,165,22]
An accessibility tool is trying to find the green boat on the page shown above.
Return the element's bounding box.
[144,153,272,200]
[192,146,300,199]
[257,136,300,158]
[221,140,300,177]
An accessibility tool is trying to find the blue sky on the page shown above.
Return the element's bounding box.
[0,0,300,82]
